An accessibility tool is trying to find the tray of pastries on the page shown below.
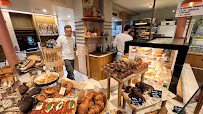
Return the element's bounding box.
[34,72,59,87]
[102,60,148,79]
[76,89,107,114]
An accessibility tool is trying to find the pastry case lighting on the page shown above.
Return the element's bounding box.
[181,0,202,7]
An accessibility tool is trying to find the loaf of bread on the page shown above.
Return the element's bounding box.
[19,60,36,71]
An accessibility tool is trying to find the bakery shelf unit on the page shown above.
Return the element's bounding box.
[107,68,148,107]
[81,17,104,22]
[81,17,104,79]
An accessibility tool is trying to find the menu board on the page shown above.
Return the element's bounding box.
[175,0,203,17]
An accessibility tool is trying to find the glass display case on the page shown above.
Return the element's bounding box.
[124,40,189,94]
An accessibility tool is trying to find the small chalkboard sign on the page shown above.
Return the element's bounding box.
[46,43,53,48]
[172,106,182,113]
[131,97,143,107]
[150,90,162,98]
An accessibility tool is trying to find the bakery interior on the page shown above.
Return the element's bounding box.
[0,0,203,114]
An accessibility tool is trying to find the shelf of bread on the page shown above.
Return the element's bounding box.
[81,17,104,22]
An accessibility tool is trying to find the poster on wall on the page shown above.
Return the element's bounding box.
[175,0,203,17]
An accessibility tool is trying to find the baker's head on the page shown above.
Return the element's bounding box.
[124,25,131,33]
[64,25,72,37]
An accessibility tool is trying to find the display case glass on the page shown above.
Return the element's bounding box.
[124,40,189,94]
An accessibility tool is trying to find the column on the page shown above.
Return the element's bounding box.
[173,17,187,44]
[121,11,126,33]
[0,9,18,69]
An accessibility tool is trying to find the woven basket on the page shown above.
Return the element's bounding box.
[76,89,108,114]
[41,46,64,78]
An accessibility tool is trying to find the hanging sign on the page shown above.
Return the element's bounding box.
[176,0,203,17]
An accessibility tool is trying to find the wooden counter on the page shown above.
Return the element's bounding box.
[89,52,115,81]
[185,52,203,83]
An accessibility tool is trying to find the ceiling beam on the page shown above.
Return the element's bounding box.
[113,2,137,15]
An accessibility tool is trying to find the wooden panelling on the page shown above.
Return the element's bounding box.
[185,53,203,69]
[89,54,113,81]
[185,52,203,83]
[74,52,79,71]
[9,12,34,29]
[192,69,203,83]
[35,15,56,24]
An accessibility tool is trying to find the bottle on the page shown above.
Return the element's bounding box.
[163,81,167,89]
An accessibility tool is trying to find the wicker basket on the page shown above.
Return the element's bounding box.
[41,46,64,78]
[76,89,108,114]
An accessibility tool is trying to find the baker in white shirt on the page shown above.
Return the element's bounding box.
[113,25,133,61]
[57,25,77,80]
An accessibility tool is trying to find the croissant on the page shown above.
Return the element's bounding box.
[95,100,104,112]
[94,94,103,101]
[77,103,89,114]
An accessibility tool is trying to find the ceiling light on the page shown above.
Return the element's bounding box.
[181,0,202,7]
[149,4,152,8]
[0,0,11,6]
[67,15,70,17]
[115,20,117,21]
[58,18,61,20]
[42,9,47,12]
[172,10,175,12]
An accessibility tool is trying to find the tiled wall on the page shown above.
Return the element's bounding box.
[77,44,87,75]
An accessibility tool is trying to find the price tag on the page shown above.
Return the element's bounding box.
[128,53,136,60]
[43,66,47,71]
[131,97,143,107]
[46,43,53,48]
[94,86,100,93]
[172,106,183,113]
[38,70,41,75]
[59,87,66,95]
[150,90,162,98]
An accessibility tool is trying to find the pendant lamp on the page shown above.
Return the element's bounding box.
[181,0,202,7]
[0,0,11,6]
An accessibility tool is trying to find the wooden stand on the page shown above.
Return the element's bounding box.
[121,74,176,114]
[107,68,148,107]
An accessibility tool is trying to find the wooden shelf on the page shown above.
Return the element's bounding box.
[81,17,104,22]
[14,27,35,30]
[84,36,104,39]
[40,34,59,37]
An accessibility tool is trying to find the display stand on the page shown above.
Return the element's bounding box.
[121,76,176,114]
[107,68,148,107]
